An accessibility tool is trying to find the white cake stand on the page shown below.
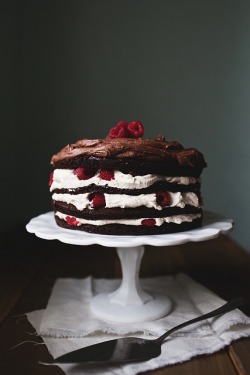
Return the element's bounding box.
[26,211,233,323]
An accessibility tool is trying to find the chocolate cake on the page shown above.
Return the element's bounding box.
[49,121,207,235]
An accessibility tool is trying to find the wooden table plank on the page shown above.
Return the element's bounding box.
[0,229,50,325]
[229,339,250,375]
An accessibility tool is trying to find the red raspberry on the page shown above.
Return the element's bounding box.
[156,192,171,207]
[66,216,80,226]
[141,218,156,227]
[127,121,144,138]
[99,169,115,181]
[48,171,54,187]
[73,167,96,180]
[116,120,128,128]
[89,193,106,208]
[109,121,129,138]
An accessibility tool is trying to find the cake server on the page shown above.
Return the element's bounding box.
[54,297,243,364]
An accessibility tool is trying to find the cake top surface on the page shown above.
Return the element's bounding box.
[51,121,207,169]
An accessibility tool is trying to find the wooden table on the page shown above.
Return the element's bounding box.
[0,227,250,375]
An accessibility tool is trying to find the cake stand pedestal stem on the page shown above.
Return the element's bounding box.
[109,246,153,305]
[90,245,172,323]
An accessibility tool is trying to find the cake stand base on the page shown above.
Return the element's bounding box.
[90,293,172,323]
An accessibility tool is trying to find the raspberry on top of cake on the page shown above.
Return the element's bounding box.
[49,121,207,235]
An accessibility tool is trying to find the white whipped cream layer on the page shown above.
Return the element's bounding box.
[50,169,200,191]
[52,191,200,211]
[55,211,202,226]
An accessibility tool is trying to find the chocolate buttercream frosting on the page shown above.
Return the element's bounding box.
[51,138,207,168]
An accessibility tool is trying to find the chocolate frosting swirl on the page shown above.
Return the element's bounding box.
[51,138,206,168]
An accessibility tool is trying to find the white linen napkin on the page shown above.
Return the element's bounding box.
[27,273,250,375]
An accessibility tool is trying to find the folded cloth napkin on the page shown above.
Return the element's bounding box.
[27,273,250,375]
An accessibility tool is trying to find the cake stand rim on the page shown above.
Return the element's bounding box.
[26,210,233,248]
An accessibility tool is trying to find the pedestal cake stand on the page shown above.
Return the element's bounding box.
[26,211,233,323]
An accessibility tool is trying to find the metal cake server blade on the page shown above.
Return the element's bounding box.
[54,297,243,364]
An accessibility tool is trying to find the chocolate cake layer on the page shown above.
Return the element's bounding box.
[52,156,204,177]
[52,180,201,195]
[51,138,206,170]
[52,201,201,220]
[54,215,202,235]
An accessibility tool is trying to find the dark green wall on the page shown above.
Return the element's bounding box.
[2,0,250,251]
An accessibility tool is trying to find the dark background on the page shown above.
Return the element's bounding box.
[2,0,250,252]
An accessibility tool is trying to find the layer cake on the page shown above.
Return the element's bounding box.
[49,121,207,235]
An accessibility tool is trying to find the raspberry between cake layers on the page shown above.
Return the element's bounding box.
[49,121,207,235]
